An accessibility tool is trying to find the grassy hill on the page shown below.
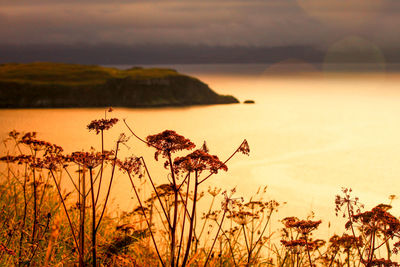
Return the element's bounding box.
[0,62,238,108]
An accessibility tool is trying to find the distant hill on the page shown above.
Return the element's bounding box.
[0,62,238,108]
[0,44,325,65]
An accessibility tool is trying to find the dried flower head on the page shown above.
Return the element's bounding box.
[221,188,240,212]
[173,150,227,174]
[329,234,363,251]
[281,239,306,249]
[238,139,250,155]
[146,130,195,160]
[335,187,364,218]
[87,118,119,134]
[363,258,399,267]
[352,204,400,237]
[67,150,113,169]
[202,210,221,221]
[8,130,20,139]
[146,184,175,204]
[0,155,33,164]
[18,133,64,155]
[283,217,322,235]
[116,156,143,178]
[34,154,66,170]
[228,211,257,225]
[208,187,222,197]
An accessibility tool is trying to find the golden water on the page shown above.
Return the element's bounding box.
[2,69,400,237]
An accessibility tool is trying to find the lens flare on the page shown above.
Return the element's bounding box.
[323,36,386,74]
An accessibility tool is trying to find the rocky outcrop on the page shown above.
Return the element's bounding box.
[0,63,239,108]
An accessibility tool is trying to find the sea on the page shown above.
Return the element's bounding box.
[2,63,400,237]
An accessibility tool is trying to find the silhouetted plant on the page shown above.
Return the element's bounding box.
[0,131,63,266]
[123,119,249,266]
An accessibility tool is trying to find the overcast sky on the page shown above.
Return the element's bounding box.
[0,0,399,49]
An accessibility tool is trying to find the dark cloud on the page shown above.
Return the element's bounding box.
[0,0,399,48]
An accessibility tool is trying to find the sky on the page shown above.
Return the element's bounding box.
[0,0,399,48]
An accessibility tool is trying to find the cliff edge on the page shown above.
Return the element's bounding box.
[0,62,239,108]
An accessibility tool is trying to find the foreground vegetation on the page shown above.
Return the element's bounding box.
[1,110,400,266]
[0,62,238,108]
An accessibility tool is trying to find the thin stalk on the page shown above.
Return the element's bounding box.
[385,239,392,261]
[89,168,96,267]
[347,248,350,267]
[279,252,288,267]
[198,140,247,185]
[242,225,250,259]
[127,172,165,267]
[177,173,190,191]
[328,249,339,267]
[9,160,19,219]
[123,119,160,150]
[27,214,51,265]
[304,235,313,267]
[178,191,192,221]
[248,209,255,265]
[368,230,376,266]
[204,209,227,267]
[17,165,28,267]
[37,172,51,217]
[79,167,86,267]
[177,172,191,266]
[220,223,238,267]
[168,152,178,267]
[198,196,216,241]
[374,235,392,250]
[49,169,83,264]
[252,208,274,260]
[347,202,363,262]
[64,167,83,196]
[95,130,104,205]
[181,171,198,267]
[95,140,120,232]
[30,150,38,247]
[140,157,172,229]
[31,167,37,244]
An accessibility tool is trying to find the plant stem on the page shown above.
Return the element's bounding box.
[176,173,191,266]
[89,168,96,267]
[198,140,246,185]
[204,209,227,267]
[17,165,28,267]
[49,170,83,264]
[168,152,178,267]
[127,172,165,267]
[31,167,37,244]
[95,140,120,232]
[95,130,104,205]
[182,171,198,267]
[368,230,376,266]
[242,224,250,263]
[79,167,86,267]
[140,157,172,229]
[347,201,363,262]
[304,235,313,267]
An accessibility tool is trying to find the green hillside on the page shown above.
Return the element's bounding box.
[0,62,239,108]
